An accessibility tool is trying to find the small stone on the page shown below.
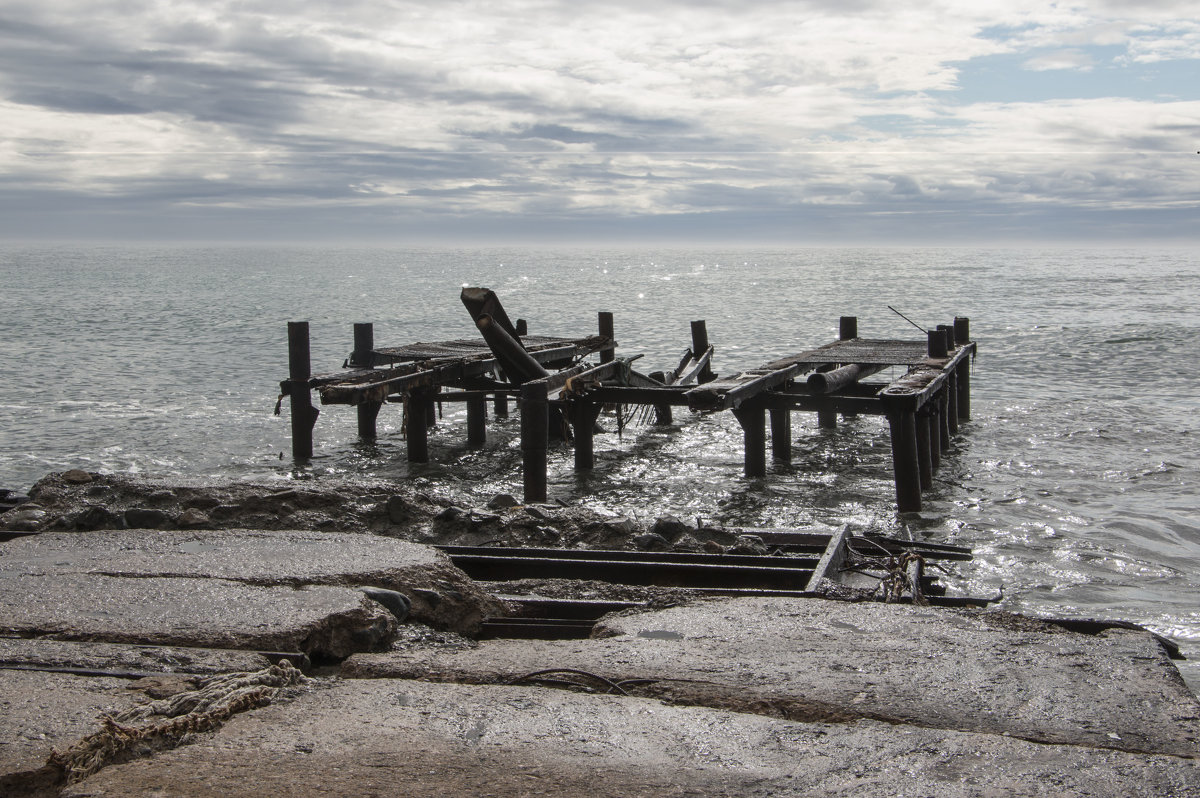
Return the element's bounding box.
[703,540,726,554]
[604,518,639,537]
[673,533,704,552]
[129,675,200,699]
[487,493,520,510]
[652,515,692,542]
[176,508,211,528]
[729,534,769,556]
[434,506,464,522]
[633,532,672,552]
[524,505,552,520]
[69,504,123,531]
[385,495,410,524]
[61,469,93,484]
[4,507,47,531]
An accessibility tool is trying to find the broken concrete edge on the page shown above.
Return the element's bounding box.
[1,660,310,798]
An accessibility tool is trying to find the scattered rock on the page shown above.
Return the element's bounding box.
[728,534,768,555]
[524,505,552,520]
[2,507,46,531]
[487,493,520,510]
[632,532,672,552]
[385,495,410,524]
[61,470,93,485]
[176,508,210,528]
[62,504,123,531]
[651,515,691,541]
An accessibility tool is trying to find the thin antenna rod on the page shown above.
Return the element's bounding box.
[887,305,927,333]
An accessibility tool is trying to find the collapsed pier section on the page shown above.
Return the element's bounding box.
[280,290,975,513]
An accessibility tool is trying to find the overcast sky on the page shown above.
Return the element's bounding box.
[1,0,1197,244]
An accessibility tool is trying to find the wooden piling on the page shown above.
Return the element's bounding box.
[770,408,792,462]
[357,401,382,440]
[915,410,933,491]
[425,387,438,428]
[927,329,948,358]
[494,393,509,417]
[406,388,430,463]
[939,391,952,453]
[288,322,316,460]
[946,371,959,436]
[839,316,858,340]
[888,410,922,512]
[817,409,838,429]
[351,323,374,367]
[572,400,601,470]
[928,402,941,472]
[467,395,487,447]
[598,312,615,364]
[955,317,971,421]
[733,404,767,478]
[691,320,714,383]
[521,382,549,502]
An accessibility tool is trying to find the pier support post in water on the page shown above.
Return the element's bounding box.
[571,400,602,470]
[467,395,487,447]
[733,403,767,478]
[598,312,615,364]
[946,372,959,436]
[839,316,858,340]
[817,408,839,429]
[493,393,509,417]
[351,324,382,440]
[938,390,952,453]
[770,408,792,463]
[916,409,933,491]
[691,320,715,383]
[927,400,941,472]
[521,382,549,502]
[927,329,948,359]
[955,317,971,421]
[287,322,318,460]
[888,410,922,513]
[405,388,430,463]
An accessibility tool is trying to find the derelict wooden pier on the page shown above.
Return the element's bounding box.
[280,289,975,512]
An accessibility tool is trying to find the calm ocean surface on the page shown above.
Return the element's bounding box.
[2,244,1198,685]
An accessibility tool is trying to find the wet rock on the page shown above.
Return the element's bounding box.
[62,680,1200,798]
[728,534,768,555]
[61,504,123,531]
[360,587,411,622]
[181,494,220,510]
[123,507,172,529]
[2,507,46,532]
[176,508,211,528]
[524,505,553,520]
[487,493,520,510]
[651,515,691,542]
[61,470,93,485]
[385,495,410,523]
[603,518,638,537]
[690,524,737,546]
[435,506,465,522]
[631,532,671,552]
[671,533,704,553]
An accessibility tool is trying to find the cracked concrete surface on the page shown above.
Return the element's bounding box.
[344,596,1200,758]
[60,680,1200,797]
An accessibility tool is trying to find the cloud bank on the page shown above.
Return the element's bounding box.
[1,0,1197,242]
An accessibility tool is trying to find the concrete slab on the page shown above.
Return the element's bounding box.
[344,597,1200,758]
[0,638,274,676]
[0,671,143,795]
[0,573,394,659]
[61,679,1200,798]
[0,529,500,633]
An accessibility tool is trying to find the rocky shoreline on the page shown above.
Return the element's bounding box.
[2,472,1198,796]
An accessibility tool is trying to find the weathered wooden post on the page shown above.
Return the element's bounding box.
[839,316,858,340]
[927,328,948,359]
[516,319,528,337]
[425,386,438,428]
[351,323,374,367]
[467,394,487,447]
[938,390,952,453]
[954,317,971,421]
[770,407,792,462]
[648,371,673,425]
[521,381,549,502]
[928,399,941,472]
[351,323,382,440]
[493,392,509,417]
[571,400,601,470]
[691,320,715,383]
[733,403,767,478]
[598,312,615,364]
[888,409,922,512]
[405,388,429,463]
[288,321,317,460]
[915,409,933,491]
[945,371,959,436]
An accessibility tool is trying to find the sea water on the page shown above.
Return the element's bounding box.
[2,244,1198,686]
